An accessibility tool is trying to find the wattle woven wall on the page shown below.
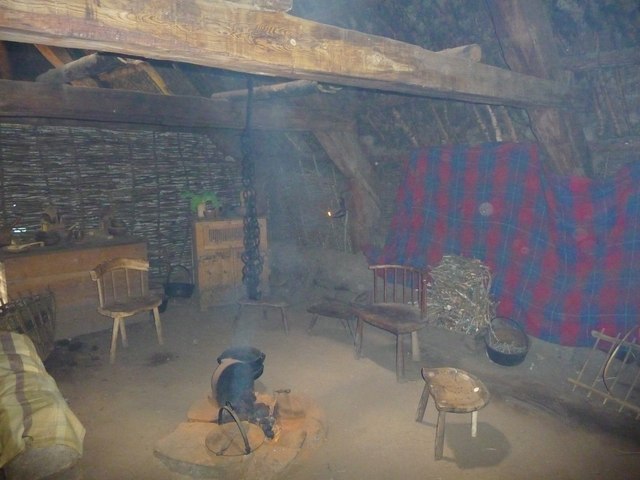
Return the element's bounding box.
[373,142,640,346]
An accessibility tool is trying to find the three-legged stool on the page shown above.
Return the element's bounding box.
[415,367,490,460]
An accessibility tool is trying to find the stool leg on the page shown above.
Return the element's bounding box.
[110,317,121,364]
[471,410,478,437]
[355,317,364,359]
[435,410,446,460]
[152,307,164,346]
[415,384,430,422]
[280,307,289,334]
[307,314,319,333]
[346,317,356,343]
[396,334,405,382]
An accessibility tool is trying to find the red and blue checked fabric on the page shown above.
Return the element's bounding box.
[372,142,640,346]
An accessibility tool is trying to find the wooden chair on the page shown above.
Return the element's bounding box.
[90,257,164,363]
[415,367,490,460]
[351,265,429,381]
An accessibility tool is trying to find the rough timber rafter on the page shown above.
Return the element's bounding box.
[0,0,571,108]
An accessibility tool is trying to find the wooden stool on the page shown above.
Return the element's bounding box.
[415,367,490,460]
[235,298,289,334]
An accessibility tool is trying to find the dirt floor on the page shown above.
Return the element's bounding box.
[40,291,640,480]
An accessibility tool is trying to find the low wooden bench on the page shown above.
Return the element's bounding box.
[306,292,368,341]
[234,298,289,334]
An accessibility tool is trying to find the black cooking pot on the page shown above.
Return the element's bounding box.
[163,265,195,299]
[217,346,266,380]
[484,317,529,366]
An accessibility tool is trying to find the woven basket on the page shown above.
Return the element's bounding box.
[0,291,56,360]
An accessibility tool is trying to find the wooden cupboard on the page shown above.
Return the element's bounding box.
[192,218,269,310]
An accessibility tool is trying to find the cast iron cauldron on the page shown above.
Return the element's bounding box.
[164,264,195,298]
[484,317,529,366]
[217,346,266,380]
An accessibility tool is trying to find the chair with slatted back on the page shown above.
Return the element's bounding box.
[90,257,164,364]
[351,264,429,382]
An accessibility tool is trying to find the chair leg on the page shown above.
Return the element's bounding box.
[119,318,128,348]
[152,307,164,345]
[435,410,446,460]
[471,410,478,437]
[345,317,356,343]
[110,317,121,364]
[307,314,319,333]
[354,318,364,359]
[280,306,289,335]
[396,334,405,382]
[415,384,430,422]
[411,331,421,361]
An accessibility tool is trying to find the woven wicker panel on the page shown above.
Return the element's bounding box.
[0,123,242,283]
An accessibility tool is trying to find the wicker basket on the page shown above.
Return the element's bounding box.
[0,291,56,360]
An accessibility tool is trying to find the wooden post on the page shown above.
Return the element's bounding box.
[313,130,381,251]
[486,0,593,176]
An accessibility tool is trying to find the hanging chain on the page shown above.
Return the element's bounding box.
[240,77,263,300]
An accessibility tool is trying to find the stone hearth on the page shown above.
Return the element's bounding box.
[154,391,326,479]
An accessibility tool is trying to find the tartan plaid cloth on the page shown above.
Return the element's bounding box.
[0,332,85,467]
[372,142,640,346]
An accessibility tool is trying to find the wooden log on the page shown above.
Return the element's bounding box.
[210,79,319,101]
[0,0,572,108]
[437,44,482,63]
[36,52,126,84]
[486,0,593,176]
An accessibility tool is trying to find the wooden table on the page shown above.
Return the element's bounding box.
[0,237,147,339]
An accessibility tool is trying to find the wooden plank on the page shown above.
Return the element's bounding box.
[0,79,354,131]
[0,0,572,108]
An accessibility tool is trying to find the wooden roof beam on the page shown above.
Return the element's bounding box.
[0,0,572,108]
[0,79,354,131]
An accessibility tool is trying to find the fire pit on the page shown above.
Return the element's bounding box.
[154,347,326,479]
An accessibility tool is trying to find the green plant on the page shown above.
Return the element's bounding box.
[182,191,221,213]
